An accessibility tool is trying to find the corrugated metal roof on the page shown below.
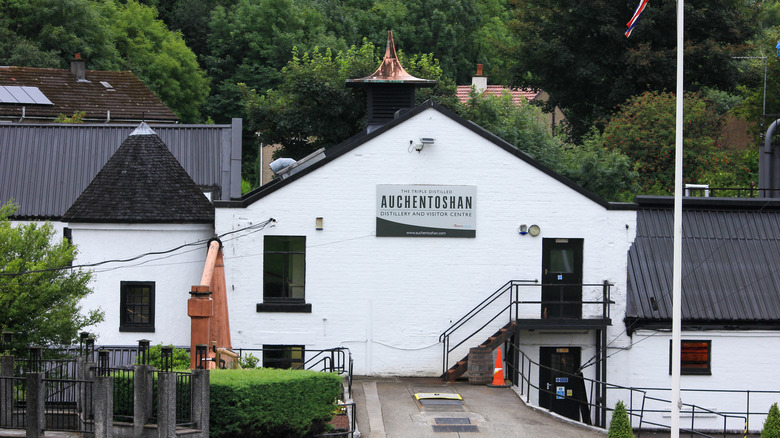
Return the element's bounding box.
[626,198,780,328]
[0,122,242,219]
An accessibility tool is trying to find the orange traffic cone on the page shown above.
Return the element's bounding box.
[488,346,511,387]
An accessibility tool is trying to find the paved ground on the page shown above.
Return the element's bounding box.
[350,376,608,438]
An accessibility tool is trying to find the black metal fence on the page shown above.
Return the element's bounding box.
[0,376,26,429]
[42,378,94,433]
[109,367,135,422]
[174,372,192,426]
[508,345,766,437]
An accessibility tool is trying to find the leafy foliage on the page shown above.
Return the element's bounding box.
[0,201,103,353]
[608,400,635,438]
[509,0,760,140]
[54,111,86,124]
[204,0,344,123]
[210,368,342,438]
[0,0,208,122]
[112,0,210,122]
[242,41,456,159]
[763,402,780,438]
[459,91,639,201]
[601,91,733,195]
[137,344,191,370]
[238,352,260,369]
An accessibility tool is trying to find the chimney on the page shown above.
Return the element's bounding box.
[472,64,487,93]
[346,31,436,133]
[71,53,86,81]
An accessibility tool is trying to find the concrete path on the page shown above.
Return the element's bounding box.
[351,376,607,438]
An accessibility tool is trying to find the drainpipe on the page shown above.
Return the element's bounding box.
[760,119,780,197]
[105,110,110,123]
[18,106,25,123]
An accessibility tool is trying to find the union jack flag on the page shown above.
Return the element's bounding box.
[625,0,649,37]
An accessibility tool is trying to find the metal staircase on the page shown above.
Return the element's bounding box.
[442,321,516,381]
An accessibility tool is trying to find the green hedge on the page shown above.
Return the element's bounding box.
[210,368,342,438]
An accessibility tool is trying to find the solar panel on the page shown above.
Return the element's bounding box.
[0,86,53,105]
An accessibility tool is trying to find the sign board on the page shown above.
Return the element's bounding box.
[376,184,476,237]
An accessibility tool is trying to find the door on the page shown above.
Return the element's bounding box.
[539,347,581,421]
[542,238,583,319]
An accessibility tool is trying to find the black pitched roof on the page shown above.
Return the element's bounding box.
[63,123,214,224]
[217,100,635,211]
[625,196,780,332]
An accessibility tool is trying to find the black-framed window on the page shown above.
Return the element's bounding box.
[120,281,155,332]
[262,344,305,369]
[669,340,711,375]
[258,236,310,312]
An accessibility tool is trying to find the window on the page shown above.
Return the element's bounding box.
[262,345,305,369]
[669,340,711,375]
[258,236,310,312]
[120,281,155,332]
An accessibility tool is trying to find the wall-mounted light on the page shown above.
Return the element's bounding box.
[412,137,436,152]
[315,217,323,230]
[518,224,528,235]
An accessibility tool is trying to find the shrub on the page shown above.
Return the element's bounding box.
[210,368,342,438]
[137,344,190,370]
[609,400,635,438]
[238,353,260,369]
[763,402,780,438]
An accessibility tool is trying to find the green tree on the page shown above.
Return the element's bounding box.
[242,41,456,159]
[509,0,760,141]
[763,402,780,438]
[0,201,103,353]
[138,344,191,370]
[608,400,635,438]
[601,91,731,194]
[112,0,210,122]
[460,91,638,201]
[733,26,780,141]
[0,0,208,123]
[563,128,640,202]
[0,0,120,70]
[204,0,346,122]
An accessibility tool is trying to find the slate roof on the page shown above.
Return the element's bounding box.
[1,121,241,219]
[0,66,178,123]
[625,196,780,332]
[62,123,214,224]
[456,85,541,106]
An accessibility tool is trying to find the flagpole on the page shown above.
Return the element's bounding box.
[671,0,684,436]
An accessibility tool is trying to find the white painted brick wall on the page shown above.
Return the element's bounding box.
[69,223,213,346]
[217,107,637,375]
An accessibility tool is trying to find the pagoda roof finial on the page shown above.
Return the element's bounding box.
[346,31,436,86]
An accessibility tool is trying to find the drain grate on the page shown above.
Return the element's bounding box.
[435,418,470,425]
[432,417,478,433]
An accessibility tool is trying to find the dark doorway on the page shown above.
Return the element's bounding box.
[541,238,583,319]
[539,347,582,421]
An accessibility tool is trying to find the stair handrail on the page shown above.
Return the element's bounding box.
[439,279,536,376]
[438,279,537,344]
[508,344,747,436]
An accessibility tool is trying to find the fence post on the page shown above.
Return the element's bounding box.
[157,372,177,438]
[93,375,113,438]
[134,364,152,436]
[25,372,44,438]
[191,369,210,437]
